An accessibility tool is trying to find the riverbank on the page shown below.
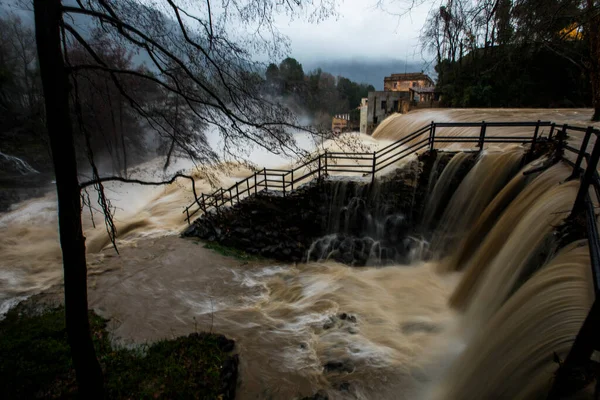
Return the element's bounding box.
[0,301,238,399]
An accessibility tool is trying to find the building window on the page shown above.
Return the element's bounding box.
[393,82,397,89]
[393,100,399,111]
[412,81,418,87]
[381,100,387,110]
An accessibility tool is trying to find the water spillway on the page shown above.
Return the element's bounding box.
[182,120,598,397]
[1,110,599,398]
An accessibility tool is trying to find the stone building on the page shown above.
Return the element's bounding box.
[332,111,361,134]
[366,91,410,134]
[365,72,436,134]
[409,86,441,104]
[383,72,434,92]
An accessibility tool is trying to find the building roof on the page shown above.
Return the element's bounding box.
[384,73,433,82]
[409,86,439,94]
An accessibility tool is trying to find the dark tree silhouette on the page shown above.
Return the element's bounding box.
[32,0,337,396]
[385,0,600,119]
[34,1,104,396]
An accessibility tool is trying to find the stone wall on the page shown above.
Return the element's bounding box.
[183,152,444,265]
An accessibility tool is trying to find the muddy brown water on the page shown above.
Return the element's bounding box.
[1,108,599,399]
[85,237,456,399]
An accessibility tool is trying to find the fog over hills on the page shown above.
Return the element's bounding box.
[303,58,430,89]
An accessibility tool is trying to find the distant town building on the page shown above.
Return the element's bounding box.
[383,73,434,92]
[365,72,437,134]
[366,91,410,134]
[332,114,349,135]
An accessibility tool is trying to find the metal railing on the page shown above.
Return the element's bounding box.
[183,120,560,223]
[183,119,600,395]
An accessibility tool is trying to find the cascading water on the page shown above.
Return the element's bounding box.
[421,152,475,230]
[447,162,574,308]
[430,148,525,252]
[427,242,594,400]
[307,160,425,266]
[0,151,39,175]
[1,110,598,399]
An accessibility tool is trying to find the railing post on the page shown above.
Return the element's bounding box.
[572,134,600,215]
[429,121,436,151]
[556,124,568,161]
[371,152,377,183]
[200,193,206,214]
[235,183,239,203]
[282,174,286,196]
[478,121,487,150]
[264,168,268,191]
[530,120,541,154]
[324,150,328,176]
[186,208,190,224]
[318,155,321,179]
[254,172,257,195]
[217,189,224,213]
[571,126,594,178]
[247,179,250,197]
[548,123,556,140]
[229,188,233,206]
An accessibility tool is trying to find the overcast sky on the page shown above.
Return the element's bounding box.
[274,1,432,67]
[0,0,435,86]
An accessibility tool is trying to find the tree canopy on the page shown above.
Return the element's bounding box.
[414,0,599,117]
[264,57,374,126]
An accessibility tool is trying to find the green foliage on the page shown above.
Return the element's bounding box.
[0,307,236,399]
[436,44,591,108]
[279,57,305,84]
[264,57,373,122]
[265,63,279,82]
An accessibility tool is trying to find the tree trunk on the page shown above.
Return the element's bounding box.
[589,0,600,121]
[33,0,104,398]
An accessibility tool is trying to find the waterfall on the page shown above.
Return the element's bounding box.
[429,242,593,400]
[308,161,422,265]
[0,151,39,175]
[421,152,475,231]
[430,149,525,253]
[448,163,573,308]
[1,109,598,399]
[303,138,594,398]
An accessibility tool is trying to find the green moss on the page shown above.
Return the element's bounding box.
[202,241,264,261]
[0,307,237,399]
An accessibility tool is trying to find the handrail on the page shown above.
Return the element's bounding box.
[183,121,600,222]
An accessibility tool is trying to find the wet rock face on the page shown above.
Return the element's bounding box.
[183,182,330,261]
[183,153,441,265]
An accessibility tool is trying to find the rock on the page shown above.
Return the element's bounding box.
[338,313,357,323]
[216,335,236,352]
[301,390,329,400]
[184,162,436,265]
[337,382,351,392]
[323,360,354,373]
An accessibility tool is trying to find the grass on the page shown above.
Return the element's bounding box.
[0,307,237,399]
[201,241,264,261]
